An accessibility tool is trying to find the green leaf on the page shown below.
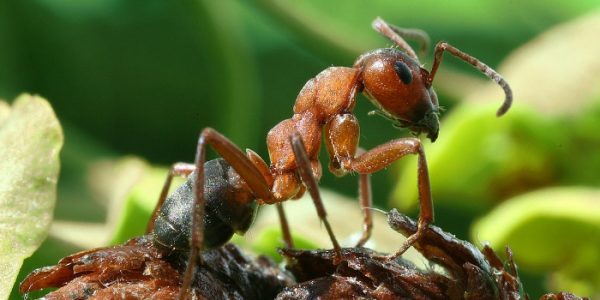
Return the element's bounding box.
[563,100,600,186]
[232,227,318,263]
[108,162,172,245]
[0,94,63,299]
[471,187,600,295]
[466,11,600,117]
[391,103,560,211]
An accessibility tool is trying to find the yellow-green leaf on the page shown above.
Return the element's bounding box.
[471,187,600,295]
[392,103,558,210]
[466,11,600,116]
[108,162,172,245]
[0,94,63,299]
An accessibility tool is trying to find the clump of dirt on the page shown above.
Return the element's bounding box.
[20,210,588,300]
[20,235,293,299]
[277,209,588,300]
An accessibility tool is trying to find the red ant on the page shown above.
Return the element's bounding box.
[144,17,512,299]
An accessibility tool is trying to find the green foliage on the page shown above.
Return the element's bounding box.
[472,188,600,296]
[2,1,600,298]
[0,95,63,299]
[392,104,559,211]
[254,0,600,66]
[232,227,319,263]
[108,161,167,245]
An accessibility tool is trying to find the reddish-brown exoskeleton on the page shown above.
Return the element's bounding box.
[150,17,512,298]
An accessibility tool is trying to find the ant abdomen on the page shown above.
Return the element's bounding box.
[152,158,258,252]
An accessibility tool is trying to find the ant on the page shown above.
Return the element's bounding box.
[144,17,512,299]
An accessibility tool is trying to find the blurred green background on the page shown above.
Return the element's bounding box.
[2,0,600,298]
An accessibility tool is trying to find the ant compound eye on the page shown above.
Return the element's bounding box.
[393,60,413,84]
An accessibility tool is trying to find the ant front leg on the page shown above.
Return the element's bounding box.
[346,138,433,260]
[325,114,433,259]
[178,128,277,300]
[324,115,374,248]
[290,132,342,261]
[146,162,195,233]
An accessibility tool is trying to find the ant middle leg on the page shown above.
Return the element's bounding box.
[146,163,196,233]
[355,173,373,247]
[290,132,342,261]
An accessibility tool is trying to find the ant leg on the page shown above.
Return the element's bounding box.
[179,128,273,300]
[276,203,295,248]
[323,115,373,247]
[344,137,433,260]
[429,41,513,116]
[146,163,195,234]
[290,132,342,260]
[355,173,373,247]
[245,149,294,248]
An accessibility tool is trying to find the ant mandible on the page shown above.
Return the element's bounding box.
[145,17,512,299]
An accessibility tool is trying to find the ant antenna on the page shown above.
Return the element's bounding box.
[387,23,431,58]
[372,17,419,60]
[429,42,513,117]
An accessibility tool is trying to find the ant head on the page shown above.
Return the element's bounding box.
[355,48,440,142]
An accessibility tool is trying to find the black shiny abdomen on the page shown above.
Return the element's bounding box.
[152,158,258,252]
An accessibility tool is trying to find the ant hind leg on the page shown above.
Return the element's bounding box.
[178,128,273,300]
